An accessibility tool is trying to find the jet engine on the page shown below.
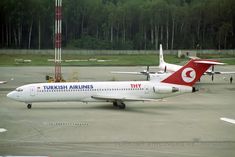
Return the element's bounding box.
[153,86,179,94]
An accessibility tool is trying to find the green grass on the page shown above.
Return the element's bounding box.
[197,53,235,59]
[0,54,185,66]
[197,54,235,65]
[217,58,235,65]
[0,53,234,66]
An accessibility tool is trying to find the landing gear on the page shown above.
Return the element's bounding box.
[118,102,126,109]
[27,104,32,109]
[113,101,118,107]
[113,101,126,109]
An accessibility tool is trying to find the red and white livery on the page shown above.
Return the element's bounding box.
[7,59,222,109]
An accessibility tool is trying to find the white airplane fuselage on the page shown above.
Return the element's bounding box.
[7,81,192,104]
[158,44,231,76]
[7,58,222,109]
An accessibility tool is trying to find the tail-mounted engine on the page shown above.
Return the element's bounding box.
[153,86,179,94]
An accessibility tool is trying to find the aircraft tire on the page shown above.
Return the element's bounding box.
[27,104,32,109]
[118,103,126,109]
[113,102,118,107]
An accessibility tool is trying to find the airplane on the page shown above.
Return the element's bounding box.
[113,44,235,81]
[158,44,182,73]
[111,44,182,79]
[158,44,235,81]
[7,59,222,109]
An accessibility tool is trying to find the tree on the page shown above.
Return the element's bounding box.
[0,0,234,49]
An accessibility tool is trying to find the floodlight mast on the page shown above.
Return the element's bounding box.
[55,0,62,82]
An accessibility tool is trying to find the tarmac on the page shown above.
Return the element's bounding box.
[0,66,235,157]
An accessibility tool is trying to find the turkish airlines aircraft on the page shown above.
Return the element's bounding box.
[7,59,221,109]
[158,44,235,81]
[113,44,234,81]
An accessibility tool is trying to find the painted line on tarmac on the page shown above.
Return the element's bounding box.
[43,122,88,126]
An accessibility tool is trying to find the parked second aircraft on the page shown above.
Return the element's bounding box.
[158,44,235,81]
[113,44,234,81]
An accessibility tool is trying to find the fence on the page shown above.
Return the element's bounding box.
[0,49,235,55]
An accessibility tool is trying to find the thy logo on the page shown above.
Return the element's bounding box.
[181,67,196,83]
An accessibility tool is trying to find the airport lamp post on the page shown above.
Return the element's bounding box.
[55,0,62,82]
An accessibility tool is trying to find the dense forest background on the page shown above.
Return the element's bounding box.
[0,0,235,50]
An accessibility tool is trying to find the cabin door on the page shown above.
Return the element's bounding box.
[144,84,150,94]
[30,86,36,96]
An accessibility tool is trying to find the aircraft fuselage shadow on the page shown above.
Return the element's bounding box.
[19,103,174,115]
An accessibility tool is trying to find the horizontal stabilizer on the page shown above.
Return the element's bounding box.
[194,60,225,65]
[220,117,235,124]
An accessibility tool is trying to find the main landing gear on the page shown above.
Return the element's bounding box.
[27,104,32,109]
[113,101,126,109]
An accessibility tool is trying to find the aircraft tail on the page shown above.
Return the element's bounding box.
[161,59,224,86]
[159,44,165,65]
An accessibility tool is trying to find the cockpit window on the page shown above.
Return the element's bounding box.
[16,88,23,92]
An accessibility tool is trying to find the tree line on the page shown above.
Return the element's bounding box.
[0,0,235,50]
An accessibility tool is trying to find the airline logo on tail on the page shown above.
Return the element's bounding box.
[181,68,196,83]
[161,59,222,86]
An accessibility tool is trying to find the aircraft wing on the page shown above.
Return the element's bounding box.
[220,117,235,124]
[0,81,7,84]
[91,95,160,102]
[215,72,235,74]
[205,71,235,75]
[111,71,144,75]
[111,71,156,76]
[112,70,235,76]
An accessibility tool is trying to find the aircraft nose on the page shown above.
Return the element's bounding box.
[7,91,17,100]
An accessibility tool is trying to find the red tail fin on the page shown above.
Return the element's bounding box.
[161,59,223,86]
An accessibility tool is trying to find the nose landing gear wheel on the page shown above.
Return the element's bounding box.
[113,102,118,107]
[27,104,32,109]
